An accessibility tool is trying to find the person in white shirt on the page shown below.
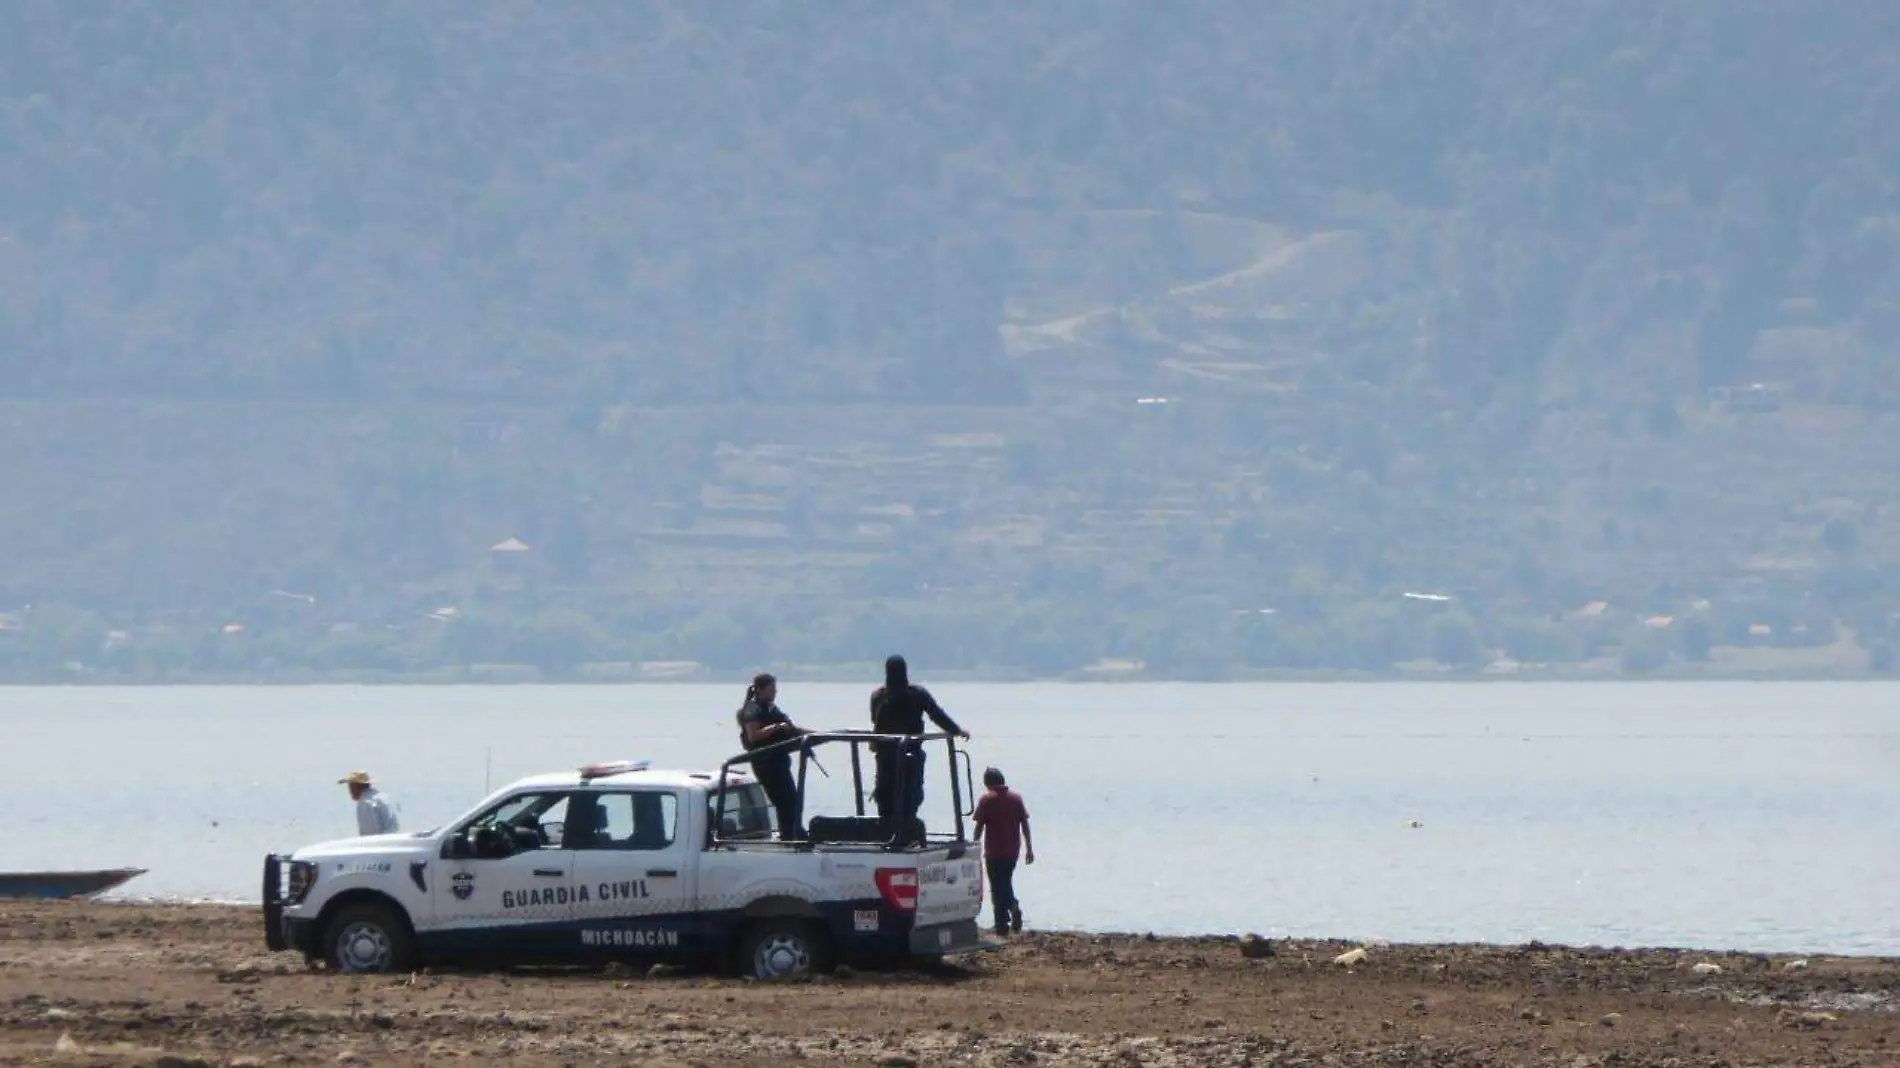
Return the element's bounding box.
[338,771,400,835]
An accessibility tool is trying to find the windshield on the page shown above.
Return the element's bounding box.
[484,793,566,827]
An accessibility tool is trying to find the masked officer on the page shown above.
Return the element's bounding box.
[869,654,969,846]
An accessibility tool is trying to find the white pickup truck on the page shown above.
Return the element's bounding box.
[262,731,991,980]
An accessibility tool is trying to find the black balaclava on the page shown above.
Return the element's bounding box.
[885,654,908,689]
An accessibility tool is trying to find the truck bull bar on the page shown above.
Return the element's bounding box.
[262,853,287,952]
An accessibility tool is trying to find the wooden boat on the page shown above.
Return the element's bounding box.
[0,867,147,900]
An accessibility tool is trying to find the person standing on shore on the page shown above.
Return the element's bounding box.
[971,766,1033,936]
[339,771,400,836]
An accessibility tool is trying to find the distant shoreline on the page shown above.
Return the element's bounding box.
[1,666,1895,686]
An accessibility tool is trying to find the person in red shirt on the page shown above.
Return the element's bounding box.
[971,766,1034,936]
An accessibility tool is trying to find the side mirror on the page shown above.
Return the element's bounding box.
[467,824,513,860]
[443,833,472,860]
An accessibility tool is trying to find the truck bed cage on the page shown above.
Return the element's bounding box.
[711,729,976,852]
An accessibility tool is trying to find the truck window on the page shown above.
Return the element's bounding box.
[464,791,571,850]
[709,783,775,838]
[578,790,678,851]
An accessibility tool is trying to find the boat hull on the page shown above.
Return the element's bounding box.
[0,868,147,900]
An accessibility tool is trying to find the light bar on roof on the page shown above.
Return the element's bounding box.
[578,759,650,780]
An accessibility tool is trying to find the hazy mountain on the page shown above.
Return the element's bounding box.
[2,1,1897,679]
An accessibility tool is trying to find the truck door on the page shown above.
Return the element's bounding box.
[428,790,577,960]
[568,788,701,956]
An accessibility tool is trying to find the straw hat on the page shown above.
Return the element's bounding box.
[337,771,372,786]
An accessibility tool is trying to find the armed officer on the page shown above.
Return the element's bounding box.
[736,672,808,841]
[869,654,969,846]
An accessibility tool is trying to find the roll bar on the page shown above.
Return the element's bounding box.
[710,729,976,851]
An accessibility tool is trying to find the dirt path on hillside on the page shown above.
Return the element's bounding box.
[2,902,1896,1066]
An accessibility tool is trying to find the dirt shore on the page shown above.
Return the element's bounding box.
[1,903,1896,1067]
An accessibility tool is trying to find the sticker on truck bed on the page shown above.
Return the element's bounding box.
[854,909,879,932]
[914,858,983,924]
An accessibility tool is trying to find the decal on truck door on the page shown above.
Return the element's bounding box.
[596,879,651,901]
[502,886,579,909]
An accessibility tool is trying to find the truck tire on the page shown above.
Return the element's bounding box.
[740,918,827,982]
[324,902,416,974]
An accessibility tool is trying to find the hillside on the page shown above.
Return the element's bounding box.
[2,1,1899,681]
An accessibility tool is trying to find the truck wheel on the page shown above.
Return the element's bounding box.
[325,902,416,974]
[741,919,826,982]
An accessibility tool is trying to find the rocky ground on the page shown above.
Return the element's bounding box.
[1,902,1896,1066]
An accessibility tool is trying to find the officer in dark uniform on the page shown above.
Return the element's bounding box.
[735,672,808,841]
[869,654,969,845]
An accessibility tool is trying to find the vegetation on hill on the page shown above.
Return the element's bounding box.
[2,1,1898,682]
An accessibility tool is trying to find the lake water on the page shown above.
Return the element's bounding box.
[2,682,1896,955]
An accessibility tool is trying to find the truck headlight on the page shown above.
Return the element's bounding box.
[286,860,317,904]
